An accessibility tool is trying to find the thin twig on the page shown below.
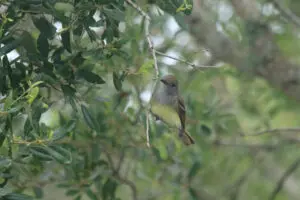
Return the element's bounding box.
[103,148,137,200]
[214,139,278,150]
[272,0,300,28]
[244,128,300,136]
[146,113,150,147]
[155,50,219,69]
[268,156,300,200]
[125,0,160,148]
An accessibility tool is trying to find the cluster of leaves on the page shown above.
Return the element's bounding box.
[0,0,197,199]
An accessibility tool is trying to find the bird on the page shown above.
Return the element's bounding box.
[150,75,195,145]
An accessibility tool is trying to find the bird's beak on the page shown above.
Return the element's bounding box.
[160,79,167,84]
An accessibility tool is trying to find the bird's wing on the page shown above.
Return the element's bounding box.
[177,96,186,130]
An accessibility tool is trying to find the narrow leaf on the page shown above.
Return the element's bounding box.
[81,105,97,131]
[37,33,49,58]
[78,69,105,84]
[86,189,98,200]
[61,30,71,53]
[33,17,56,39]
[188,161,201,181]
[113,72,122,91]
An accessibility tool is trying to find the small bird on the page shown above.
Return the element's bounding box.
[151,75,195,145]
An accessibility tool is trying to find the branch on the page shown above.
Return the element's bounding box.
[244,127,300,136]
[268,156,300,200]
[154,50,220,69]
[213,139,278,150]
[103,148,137,200]
[125,0,160,148]
[272,0,300,28]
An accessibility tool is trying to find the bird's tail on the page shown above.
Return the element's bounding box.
[179,129,195,145]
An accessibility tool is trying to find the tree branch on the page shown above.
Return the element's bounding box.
[272,0,300,28]
[244,127,300,136]
[268,156,300,200]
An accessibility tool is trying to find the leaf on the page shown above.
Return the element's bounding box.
[52,119,76,141]
[0,188,11,197]
[77,69,105,84]
[54,2,74,13]
[3,192,34,200]
[33,17,56,39]
[85,188,98,200]
[74,195,82,200]
[57,183,72,188]
[188,161,201,182]
[26,86,39,104]
[0,39,22,57]
[3,55,12,80]
[61,84,76,97]
[103,8,125,22]
[61,30,71,53]
[102,179,117,200]
[20,31,38,57]
[32,186,43,198]
[81,104,98,131]
[91,143,101,162]
[113,72,122,91]
[29,147,53,161]
[200,124,211,136]
[0,157,11,171]
[138,60,154,74]
[37,33,49,58]
[66,189,80,196]
[45,145,72,164]
[189,187,198,200]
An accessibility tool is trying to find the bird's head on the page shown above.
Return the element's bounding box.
[160,75,178,95]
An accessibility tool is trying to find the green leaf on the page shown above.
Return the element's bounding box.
[54,2,74,13]
[52,119,76,141]
[57,183,72,188]
[77,69,105,84]
[32,186,43,198]
[37,33,49,58]
[188,161,201,182]
[61,85,76,97]
[113,72,122,91]
[33,17,56,39]
[189,187,198,200]
[74,195,82,200]
[91,143,101,162]
[0,188,11,197]
[81,104,98,131]
[0,39,22,57]
[61,30,71,53]
[200,124,211,136]
[174,14,189,30]
[0,157,11,171]
[86,188,98,200]
[103,8,125,22]
[26,86,39,104]
[20,31,38,57]
[3,192,34,200]
[29,146,53,161]
[138,60,154,74]
[66,189,80,196]
[45,145,72,164]
[102,179,117,200]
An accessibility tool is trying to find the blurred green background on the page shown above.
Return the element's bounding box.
[1,0,300,200]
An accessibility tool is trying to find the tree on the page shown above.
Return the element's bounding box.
[1,0,300,200]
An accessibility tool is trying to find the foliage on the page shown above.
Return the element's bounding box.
[0,0,300,200]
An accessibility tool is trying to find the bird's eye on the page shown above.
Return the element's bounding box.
[170,83,176,87]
